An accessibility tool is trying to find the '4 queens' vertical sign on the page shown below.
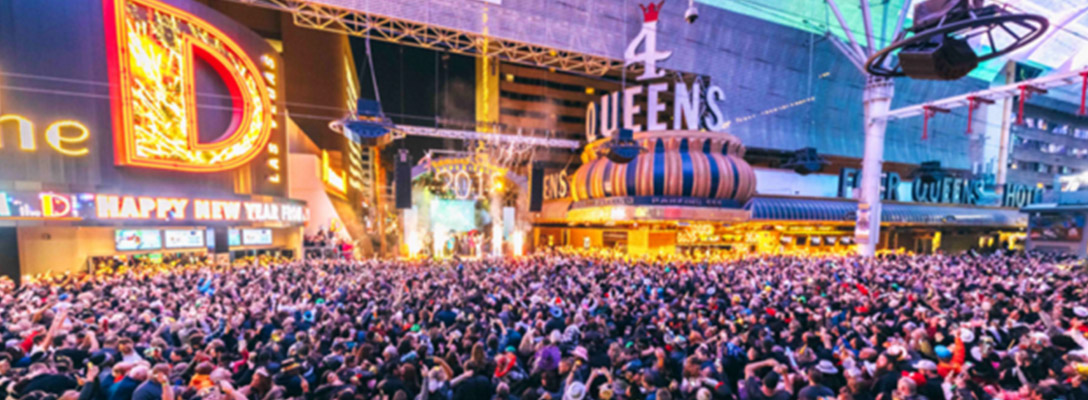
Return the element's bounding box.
[625,1,671,81]
[586,1,731,141]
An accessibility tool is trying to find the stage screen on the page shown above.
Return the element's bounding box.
[115,229,162,251]
[242,229,272,245]
[164,229,205,249]
[1029,213,1085,242]
[431,199,476,233]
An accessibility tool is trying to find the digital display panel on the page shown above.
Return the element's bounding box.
[164,229,205,249]
[229,229,241,246]
[1029,214,1085,242]
[242,228,272,245]
[430,199,476,233]
[115,229,162,251]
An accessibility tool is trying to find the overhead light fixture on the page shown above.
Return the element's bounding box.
[866,0,1047,81]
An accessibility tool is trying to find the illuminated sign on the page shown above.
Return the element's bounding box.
[0,115,90,157]
[0,190,306,225]
[104,0,274,172]
[322,150,347,196]
[542,170,570,201]
[429,157,507,200]
[586,3,726,139]
[838,167,1041,207]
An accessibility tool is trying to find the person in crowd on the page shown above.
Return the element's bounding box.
[1,251,1087,400]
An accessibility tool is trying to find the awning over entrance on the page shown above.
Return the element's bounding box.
[744,196,1027,227]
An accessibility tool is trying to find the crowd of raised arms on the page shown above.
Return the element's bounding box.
[2,252,1088,400]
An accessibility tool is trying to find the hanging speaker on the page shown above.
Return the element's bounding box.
[529,163,544,212]
[395,149,412,209]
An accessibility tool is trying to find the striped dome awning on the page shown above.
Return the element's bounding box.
[571,131,756,207]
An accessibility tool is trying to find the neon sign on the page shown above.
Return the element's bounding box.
[0,115,90,156]
[0,192,84,220]
[542,170,570,201]
[429,157,507,200]
[104,0,274,172]
[0,190,306,225]
[95,195,189,219]
[322,150,347,196]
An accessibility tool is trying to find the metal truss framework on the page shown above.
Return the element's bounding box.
[882,67,1088,121]
[394,125,583,149]
[225,0,623,76]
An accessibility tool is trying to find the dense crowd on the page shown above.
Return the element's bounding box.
[2,252,1088,400]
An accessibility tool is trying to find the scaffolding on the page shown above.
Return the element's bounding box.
[223,0,623,76]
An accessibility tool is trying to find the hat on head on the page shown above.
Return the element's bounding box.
[858,348,878,361]
[494,353,516,378]
[88,351,112,366]
[1074,306,1088,318]
[844,367,863,378]
[959,328,975,344]
[571,346,588,361]
[550,306,563,319]
[886,345,906,361]
[935,345,952,360]
[814,359,838,375]
[913,359,938,372]
[563,381,586,400]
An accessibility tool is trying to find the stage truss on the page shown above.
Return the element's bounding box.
[224,0,625,76]
[394,125,582,150]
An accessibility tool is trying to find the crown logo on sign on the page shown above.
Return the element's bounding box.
[638,0,665,23]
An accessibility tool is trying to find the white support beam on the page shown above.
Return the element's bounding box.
[826,0,869,60]
[395,125,583,149]
[828,35,866,72]
[881,67,1088,121]
[860,0,875,57]
[890,0,912,49]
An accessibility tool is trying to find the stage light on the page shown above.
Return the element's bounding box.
[899,35,977,80]
[866,0,1047,81]
[512,231,524,257]
[407,232,421,257]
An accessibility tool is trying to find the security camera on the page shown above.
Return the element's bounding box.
[684,0,698,23]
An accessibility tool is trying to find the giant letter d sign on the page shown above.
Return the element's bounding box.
[104,0,273,172]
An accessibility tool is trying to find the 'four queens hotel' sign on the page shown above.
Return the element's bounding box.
[585,1,732,141]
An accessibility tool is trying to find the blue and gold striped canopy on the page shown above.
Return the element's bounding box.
[571,130,756,206]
